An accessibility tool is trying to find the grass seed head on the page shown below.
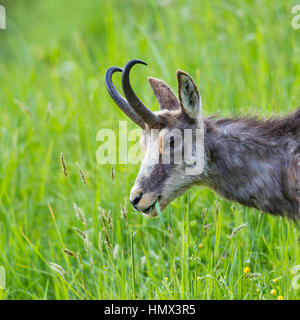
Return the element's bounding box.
[229,223,247,239]
[98,206,112,228]
[111,166,115,183]
[102,228,112,248]
[73,203,88,229]
[61,248,76,257]
[72,226,87,239]
[120,199,128,226]
[60,152,68,176]
[49,263,66,277]
[76,162,87,185]
[84,235,90,253]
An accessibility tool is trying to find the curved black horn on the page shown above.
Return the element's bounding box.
[105,66,146,129]
[122,59,159,127]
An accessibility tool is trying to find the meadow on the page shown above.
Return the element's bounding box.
[0,0,300,300]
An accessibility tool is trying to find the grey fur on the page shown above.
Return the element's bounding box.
[201,113,300,219]
[109,64,300,219]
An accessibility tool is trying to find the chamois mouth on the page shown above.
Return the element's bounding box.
[142,202,157,215]
[142,196,162,216]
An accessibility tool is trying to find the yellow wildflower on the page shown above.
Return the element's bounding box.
[270,289,277,296]
[243,267,250,274]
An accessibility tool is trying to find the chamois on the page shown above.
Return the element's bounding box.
[105,59,300,219]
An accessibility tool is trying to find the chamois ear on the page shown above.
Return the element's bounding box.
[148,77,180,111]
[177,71,201,120]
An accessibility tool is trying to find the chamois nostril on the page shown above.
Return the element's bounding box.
[130,192,143,210]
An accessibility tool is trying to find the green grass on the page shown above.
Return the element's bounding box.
[0,0,300,300]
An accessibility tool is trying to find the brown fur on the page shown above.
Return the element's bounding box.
[149,77,179,111]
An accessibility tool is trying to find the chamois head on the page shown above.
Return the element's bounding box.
[105,60,204,216]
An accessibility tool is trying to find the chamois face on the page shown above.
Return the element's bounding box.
[105,60,204,217]
[129,72,204,216]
